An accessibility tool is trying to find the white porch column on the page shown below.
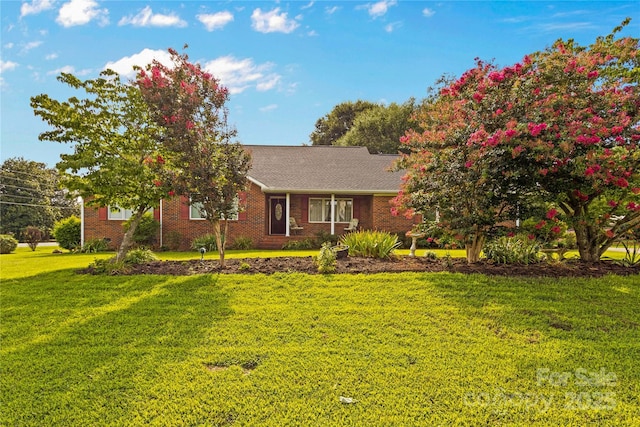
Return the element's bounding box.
[330,194,336,235]
[285,193,291,237]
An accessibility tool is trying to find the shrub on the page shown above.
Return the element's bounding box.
[80,238,110,253]
[424,250,438,260]
[23,226,43,251]
[341,230,401,259]
[124,248,158,265]
[191,234,219,252]
[314,230,339,247]
[484,234,541,265]
[313,242,336,274]
[0,234,18,254]
[52,216,81,251]
[231,236,253,250]
[282,238,315,250]
[123,213,159,247]
[164,231,183,251]
[88,258,126,275]
[521,216,568,248]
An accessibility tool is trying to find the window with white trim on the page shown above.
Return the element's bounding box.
[108,205,134,220]
[190,199,239,220]
[308,198,353,223]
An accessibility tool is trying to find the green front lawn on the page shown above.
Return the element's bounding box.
[1,249,638,425]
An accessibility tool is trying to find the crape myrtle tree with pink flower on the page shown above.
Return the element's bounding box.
[394,20,639,263]
[31,70,173,262]
[136,48,251,267]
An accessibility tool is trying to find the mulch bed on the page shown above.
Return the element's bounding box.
[82,256,639,278]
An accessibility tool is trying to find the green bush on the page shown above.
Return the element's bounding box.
[191,234,219,252]
[87,258,126,275]
[164,231,183,251]
[484,234,541,265]
[282,238,315,250]
[314,230,339,247]
[313,242,336,274]
[124,248,158,265]
[231,236,253,250]
[52,216,81,251]
[341,230,401,259]
[80,238,110,253]
[123,213,159,247]
[23,226,43,251]
[0,234,18,254]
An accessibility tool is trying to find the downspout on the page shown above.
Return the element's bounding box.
[330,194,335,235]
[79,196,84,247]
[285,193,290,237]
[159,199,163,247]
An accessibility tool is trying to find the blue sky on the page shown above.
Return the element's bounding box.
[1,1,638,167]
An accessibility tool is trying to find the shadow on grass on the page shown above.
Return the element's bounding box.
[1,271,232,425]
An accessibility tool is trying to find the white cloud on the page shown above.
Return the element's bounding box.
[325,6,340,15]
[301,2,314,10]
[45,53,58,60]
[57,0,109,27]
[203,56,281,94]
[4,43,15,49]
[0,60,19,73]
[422,8,435,18]
[118,6,187,28]
[363,0,396,18]
[47,65,75,75]
[384,21,402,33]
[104,48,173,78]
[21,40,42,54]
[47,65,92,76]
[20,0,54,17]
[251,8,299,34]
[197,11,233,31]
[259,104,278,112]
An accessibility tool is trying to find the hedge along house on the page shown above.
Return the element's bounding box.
[81,145,419,250]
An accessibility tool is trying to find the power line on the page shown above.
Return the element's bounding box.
[0,201,78,210]
[0,175,60,191]
[0,183,55,195]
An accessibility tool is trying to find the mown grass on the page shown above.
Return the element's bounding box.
[1,249,638,425]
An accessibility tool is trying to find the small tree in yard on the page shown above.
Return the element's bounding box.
[23,226,43,251]
[395,20,639,263]
[31,71,173,262]
[137,48,251,267]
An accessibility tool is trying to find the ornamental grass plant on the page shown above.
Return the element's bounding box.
[340,230,401,259]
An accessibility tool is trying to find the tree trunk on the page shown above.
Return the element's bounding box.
[465,229,485,264]
[212,219,227,268]
[115,210,144,263]
[574,222,604,263]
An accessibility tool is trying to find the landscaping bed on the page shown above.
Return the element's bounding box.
[87,256,638,278]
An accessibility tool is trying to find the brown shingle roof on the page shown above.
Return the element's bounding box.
[244,145,403,194]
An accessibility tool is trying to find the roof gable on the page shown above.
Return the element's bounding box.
[244,145,403,194]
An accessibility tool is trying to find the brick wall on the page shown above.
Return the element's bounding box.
[83,187,416,250]
[372,195,419,233]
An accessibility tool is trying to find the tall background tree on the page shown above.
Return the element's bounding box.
[0,157,78,240]
[31,70,172,262]
[395,20,639,262]
[334,99,417,154]
[310,100,377,146]
[137,48,250,267]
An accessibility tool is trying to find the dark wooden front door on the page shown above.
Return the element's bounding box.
[270,197,286,235]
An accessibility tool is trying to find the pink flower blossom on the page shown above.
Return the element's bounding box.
[608,200,618,207]
[546,209,558,219]
[465,161,473,168]
[605,229,615,238]
[587,70,599,79]
[551,226,561,234]
[616,177,629,188]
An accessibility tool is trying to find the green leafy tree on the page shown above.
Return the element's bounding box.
[31,70,172,262]
[136,48,251,267]
[335,99,417,154]
[310,100,377,146]
[52,216,81,251]
[0,157,78,239]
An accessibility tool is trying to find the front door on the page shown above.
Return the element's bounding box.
[270,197,286,235]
